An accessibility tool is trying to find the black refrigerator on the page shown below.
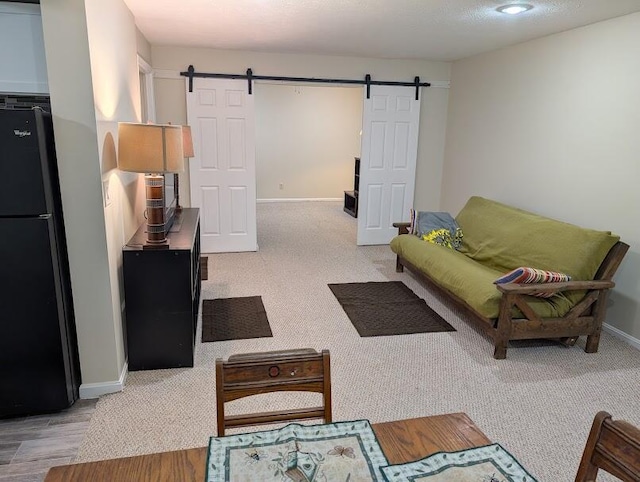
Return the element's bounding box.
[0,107,80,418]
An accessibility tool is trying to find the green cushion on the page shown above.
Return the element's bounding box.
[390,234,577,319]
[455,197,619,281]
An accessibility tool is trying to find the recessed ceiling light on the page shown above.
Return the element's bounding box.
[496,4,534,15]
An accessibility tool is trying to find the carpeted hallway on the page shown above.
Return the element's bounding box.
[76,201,640,481]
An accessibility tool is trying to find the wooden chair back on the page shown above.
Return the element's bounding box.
[215,348,332,436]
[575,411,640,481]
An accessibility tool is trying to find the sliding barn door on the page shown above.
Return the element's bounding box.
[357,86,420,245]
[186,78,257,253]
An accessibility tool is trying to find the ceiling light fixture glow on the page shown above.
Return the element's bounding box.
[496,4,534,15]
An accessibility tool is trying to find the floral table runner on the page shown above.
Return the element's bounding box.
[206,420,389,481]
[381,443,538,482]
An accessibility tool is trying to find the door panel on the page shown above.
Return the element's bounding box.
[199,118,218,169]
[201,187,221,235]
[227,118,246,169]
[187,78,257,253]
[230,187,248,234]
[357,86,420,245]
[390,184,407,225]
[365,184,383,229]
[370,122,386,168]
[393,123,410,167]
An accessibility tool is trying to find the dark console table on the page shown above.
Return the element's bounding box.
[123,208,201,370]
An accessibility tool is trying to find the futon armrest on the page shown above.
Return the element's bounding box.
[393,222,411,235]
[496,279,615,296]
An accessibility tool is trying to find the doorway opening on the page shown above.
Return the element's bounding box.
[186,78,421,253]
[254,82,363,247]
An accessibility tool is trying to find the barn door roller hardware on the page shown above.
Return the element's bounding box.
[181,65,430,100]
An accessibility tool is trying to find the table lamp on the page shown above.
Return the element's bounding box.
[117,122,184,247]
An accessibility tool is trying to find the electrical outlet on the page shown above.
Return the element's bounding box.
[279,182,284,190]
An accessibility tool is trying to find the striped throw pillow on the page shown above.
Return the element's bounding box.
[494,267,571,298]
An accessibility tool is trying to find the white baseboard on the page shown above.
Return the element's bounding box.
[79,361,128,399]
[257,198,341,203]
[603,323,640,351]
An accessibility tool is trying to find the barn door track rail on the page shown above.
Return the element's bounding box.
[181,65,431,100]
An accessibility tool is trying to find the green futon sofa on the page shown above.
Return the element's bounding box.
[390,197,629,359]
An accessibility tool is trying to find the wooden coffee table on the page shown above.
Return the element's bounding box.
[45,412,490,481]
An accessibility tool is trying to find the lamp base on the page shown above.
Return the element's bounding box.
[144,173,168,247]
[174,172,182,211]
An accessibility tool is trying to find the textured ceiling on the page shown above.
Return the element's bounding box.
[124,0,640,61]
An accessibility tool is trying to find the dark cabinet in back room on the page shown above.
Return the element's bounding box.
[122,208,201,371]
[343,157,360,218]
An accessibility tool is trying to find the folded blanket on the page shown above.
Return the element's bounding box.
[411,210,463,250]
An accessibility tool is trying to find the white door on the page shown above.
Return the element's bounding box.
[357,86,420,245]
[187,78,257,253]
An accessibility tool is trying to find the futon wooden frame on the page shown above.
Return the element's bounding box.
[393,222,629,359]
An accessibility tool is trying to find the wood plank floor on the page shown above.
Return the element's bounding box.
[0,399,96,482]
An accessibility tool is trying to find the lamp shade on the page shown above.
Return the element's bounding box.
[118,122,184,173]
[181,125,194,158]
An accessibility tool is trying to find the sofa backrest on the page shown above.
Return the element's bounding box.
[455,197,620,281]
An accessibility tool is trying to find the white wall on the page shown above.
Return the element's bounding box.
[84,0,148,389]
[255,83,362,199]
[442,13,640,340]
[152,46,451,211]
[40,0,120,387]
[41,0,146,393]
[0,3,48,94]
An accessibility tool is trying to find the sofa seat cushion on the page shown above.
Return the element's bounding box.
[390,234,577,319]
[455,197,620,281]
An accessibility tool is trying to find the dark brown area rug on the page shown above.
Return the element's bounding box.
[328,281,456,337]
[202,296,273,342]
[201,257,208,280]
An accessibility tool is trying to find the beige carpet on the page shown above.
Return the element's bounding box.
[76,201,640,481]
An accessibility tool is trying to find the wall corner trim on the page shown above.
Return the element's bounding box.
[603,323,640,351]
[79,362,128,399]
